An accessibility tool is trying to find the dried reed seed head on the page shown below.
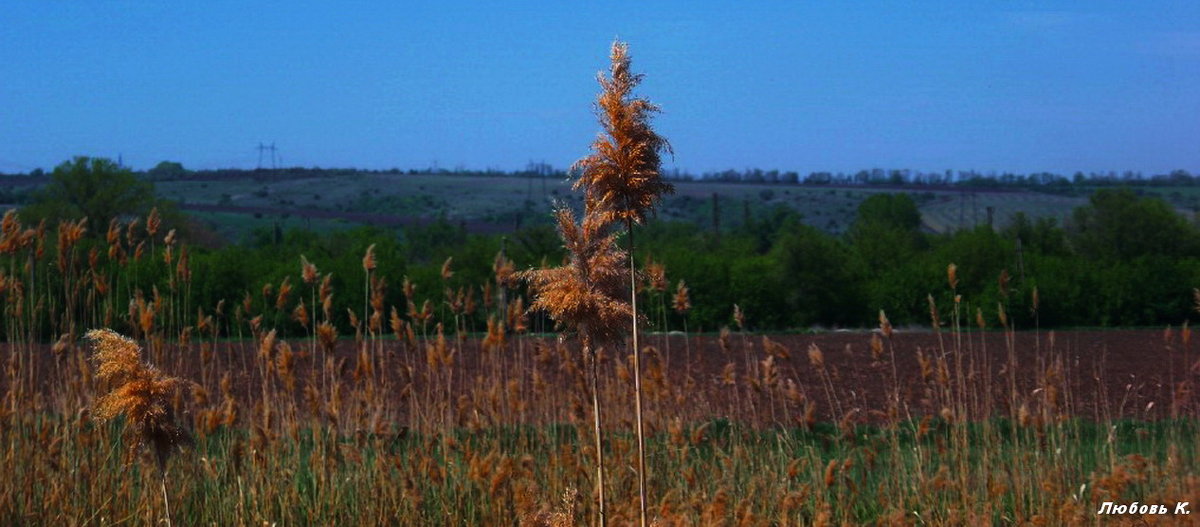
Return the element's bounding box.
[145,207,161,237]
[878,309,892,338]
[137,297,156,335]
[733,304,745,330]
[0,209,20,238]
[317,321,337,352]
[644,258,667,292]
[163,228,176,246]
[87,329,142,385]
[370,275,387,312]
[947,263,958,290]
[175,245,190,282]
[259,329,278,363]
[390,306,404,335]
[195,308,211,333]
[521,204,632,344]
[483,316,507,354]
[292,300,310,328]
[807,344,824,368]
[672,280,691,314]
[572,40,673,225]
[106,218,121,245]
[998,269,1011,298]
[762,335,791,359]
[493,252,516,288]
[275,276,293,311]
[463,287,477,315]
[86,328,192,470]
[300,255,319,284]
[275,341,295,378]
[362,243,377,272]
[441,256,454,280]
[443,286,462,314]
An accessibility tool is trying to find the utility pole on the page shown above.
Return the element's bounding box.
[712,193,721,242]
[958,191,965,231]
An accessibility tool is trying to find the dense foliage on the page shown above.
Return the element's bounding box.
[124,187,1196,336]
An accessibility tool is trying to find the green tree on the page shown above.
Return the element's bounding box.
[849,193,926,271]
[24,156,157,229]
[772,223,865,326]
[147,160,188,180]
[1070,188,1199,261]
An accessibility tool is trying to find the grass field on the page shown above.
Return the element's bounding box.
[0,204,1197,525]
[4,325,1198,525]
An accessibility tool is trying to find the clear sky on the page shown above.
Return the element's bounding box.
[2,1,1197,176]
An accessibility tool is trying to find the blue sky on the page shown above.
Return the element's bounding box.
[2,1,1197,175]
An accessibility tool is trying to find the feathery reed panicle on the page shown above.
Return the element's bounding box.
[300,255,319,285]
[572,41,674,225]
[571,40,675,526]
[521,205,631,344]
[87,328,192,472]
[362,243,377,272]
[521,201,630,526]
[672,280,691,315]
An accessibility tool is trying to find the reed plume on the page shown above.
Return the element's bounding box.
[523,205,631,344]
[572,40,673,526]
[522,202,630,526]
[673,280,691,315]
[573,41,673,226]
[88,328,191,526]
[89,327,192,468]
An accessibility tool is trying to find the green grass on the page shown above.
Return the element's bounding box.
[188,210,364,242]
[6,412,1194,525]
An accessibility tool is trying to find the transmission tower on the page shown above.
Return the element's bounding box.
[257,142,279,169]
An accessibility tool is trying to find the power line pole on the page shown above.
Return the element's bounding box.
[257,142,279,169]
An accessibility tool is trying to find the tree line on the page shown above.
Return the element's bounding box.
[9,156,1200,335]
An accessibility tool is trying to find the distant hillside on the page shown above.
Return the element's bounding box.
[5,167,1198,243]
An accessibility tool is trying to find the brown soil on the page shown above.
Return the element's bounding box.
[5,328,1196,428]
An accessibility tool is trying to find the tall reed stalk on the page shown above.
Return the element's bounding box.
[572,41,673,526]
